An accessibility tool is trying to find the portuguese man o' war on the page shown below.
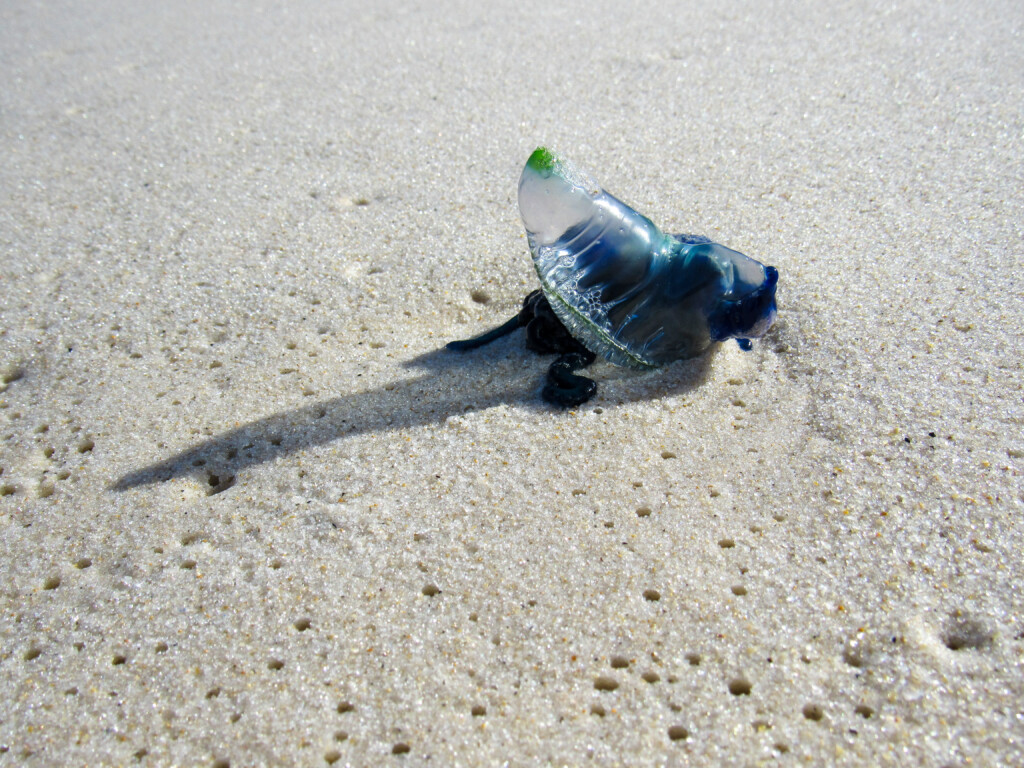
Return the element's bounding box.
[448,147,779,407]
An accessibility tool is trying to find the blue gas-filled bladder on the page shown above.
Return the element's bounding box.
[519,147,778,369]
[447,148,779,406]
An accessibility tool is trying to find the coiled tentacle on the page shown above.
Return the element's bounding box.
[542,350,597,407]
[447,290,599,407]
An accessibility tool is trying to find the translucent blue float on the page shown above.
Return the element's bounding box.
[520,147,778,368]
[448,147,779,406]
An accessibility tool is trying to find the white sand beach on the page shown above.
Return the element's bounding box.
[1,0,1022,764]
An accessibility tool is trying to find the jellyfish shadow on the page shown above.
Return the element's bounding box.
[112,337,715,491]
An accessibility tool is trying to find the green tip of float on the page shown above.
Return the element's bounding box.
[526,147,557,172]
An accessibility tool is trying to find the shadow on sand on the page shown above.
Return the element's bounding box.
[112,337,715,492]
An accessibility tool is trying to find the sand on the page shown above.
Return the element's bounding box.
[1,0,1022,764]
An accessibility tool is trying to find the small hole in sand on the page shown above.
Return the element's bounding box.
[112,654,127,666]
[180,560,197,570]
[24,647,42,661]
[590,703,606,716]
[667,725,689,741]
[43,576,61,590]
[155,642,169,653]
[719,539,735,549]
[422,584,440,597]
[731,585,747,596]
[802,704,824,721]
[270,559,283,569]
[728,678,752,696]
[686,653,701,666]
[661,451,676,459]
[636,507,652,517]
[643,589,661,602]
[391,743,410,755]
[843,640,868,668]
[77,438,94,453]
[38,480,55,498]
[213,760,230,768]
[594,676,619,691]
[74,557,92,569]
[470,290,490,304]
[1,368,25,385]
[294,618,311,632]
[641,671,660,683]
[942,614,993,651]
[267,659,284,670]
[610,656,629,669]
[206,687,221,699]
[855,704,874,718]
[334,730,348,741]
[471,705,486,716]
[1,484,17,496]
[337,701,355,714]
[65,687,78,696]
[324,750,341,765]
[207,474,235,496]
